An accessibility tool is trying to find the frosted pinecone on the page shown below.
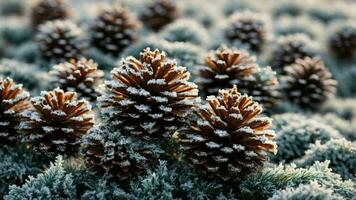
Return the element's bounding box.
[0,78,29,144]
[30,0,70,28]
[269,34,315,73]
[99,48,198,138]
[197,45,258,96]
[90,6,140,55]
[179,85,277,181]
[282,57,337,109]
[19,88,94,156]
[140,0,179,31]
[224,11,268,51]
[328,22,356,59]
[36,20,85,62]
[50,58,104,101]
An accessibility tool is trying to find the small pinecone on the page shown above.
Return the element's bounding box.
[197,45,258,96]
[328,25,356,58]
[269,34,315,73]
[30,0,70,28]
[224,11,268,51]
[140,0,179,31]
[283,57,337,109]
[239,67,280,109]
[36,20,85,62]
[0,78,29,144]
[50,58,104,101]
[82,124,153,179]
[179,85,277,181]
[20,88,94,156]
[91,6,140,55]
[99,48,198,138]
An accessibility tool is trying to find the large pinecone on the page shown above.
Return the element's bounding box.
[282,57,337,109]
[140,0,179,31]
[328,24,356,59]
[91,6,140,55]
[50,58,104,101]
[197,45,258,96]
[36,20,85,62]
[99,48,198,138]
[269,34,315,73]
[19,88,94,156]
[0,78,29,145]
[179,85,277,181]
[224,11,268,51]
[30,0,70,28]
[82,124,154,179]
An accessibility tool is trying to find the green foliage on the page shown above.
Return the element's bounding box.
[269,181,343,200]
[0,0,24,16]
[337,66,356,98]
[239,161,355,200]
[85,48,117,72]
[321,99,356,121]
[0,23,32,45]
[295,139,356,180]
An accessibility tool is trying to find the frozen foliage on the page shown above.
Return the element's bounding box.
[0,0,24,16]
[295,139,356,180]
[166,42,202,71]
[122,36,170,58]
[0,146,44,199]
[239,161,355,200]
[0,21,32,45]
[269,181,344,200]
[272,0,303,18]
[337,66,356,97]
[4,156,76,200]
[85,48,117,72]
[272,113,342,163]
[11,41,41,64]
[160,19,210,46]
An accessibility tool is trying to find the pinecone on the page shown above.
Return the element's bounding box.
[282,57,337,109]
[99,48,198,138]
[239,67,280,109]
[82,124,153,179]
[140,0,179,31]
[328,24,356,59]
[30,0,70,28]
[36,20,85,62]
[0,77,29,145]
[91,6,140,55]
[269,34,315,73]
[224,11,268,51]
[197,45,258,96]
[19,88,94,156]
[50,58,104,101]
[179,85,277,181]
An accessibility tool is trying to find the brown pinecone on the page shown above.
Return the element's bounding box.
[282,57,337,109]
[99,48,198,138]
[0,78,29,145]
[50,58,104,101]
[328,24,356,59]
[269,34,315,73]
[179,85,277,181]
[91,6,140,55]
[82,124,153,179]
[19,88,94,156]
[36,20,85,62]
[140,0,179,31]
[30,0,70,28]
[224,11,268,51]
[197,45,258,96]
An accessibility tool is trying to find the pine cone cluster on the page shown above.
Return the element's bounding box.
[179,85,277,181]
[269,34,315,73]
[91,6,140,55]
[99,48,198,138]
[30,0,70,28]
[36,20,85,62]
[82,124,153,179]
[197,45,258,96]
[50,58,104,101]
[328,24,356,58]
[140,0,179,31]
[0,78,29,145]
[19,88,94,156]
[224,11,268,51]
[282,57,337,109]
